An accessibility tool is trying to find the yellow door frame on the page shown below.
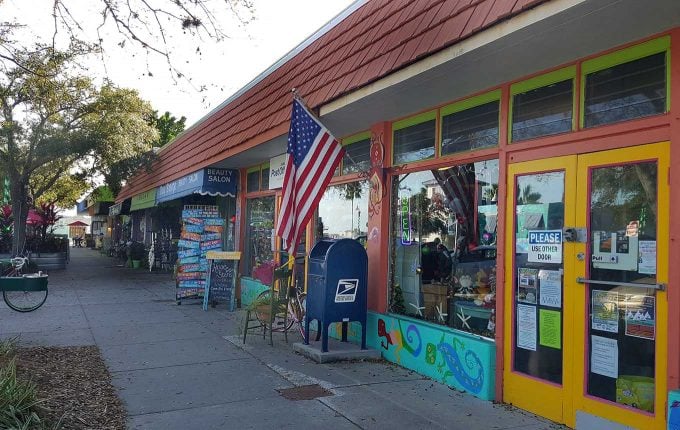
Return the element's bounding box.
[504,155,577,423]
[504,142,669,429]
[572,142,669,430]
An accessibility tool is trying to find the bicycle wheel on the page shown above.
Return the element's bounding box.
[3,288,48,312]
[254,290,294,332]
[289,292,307,338]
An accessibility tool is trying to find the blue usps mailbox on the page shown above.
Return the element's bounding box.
[305,239,367,352]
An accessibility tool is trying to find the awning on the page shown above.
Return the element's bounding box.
[156,168,238,204]
[108,198,131,217]
[67,220,89,227]
[89,202,113,216]
[130,188,157,212]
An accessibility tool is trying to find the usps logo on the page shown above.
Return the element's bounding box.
[335,279,359,303]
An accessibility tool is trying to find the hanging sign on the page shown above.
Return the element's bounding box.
[528,230,562,263]
[269,154,287,189]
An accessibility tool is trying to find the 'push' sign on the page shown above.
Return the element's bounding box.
[528,230,563,264]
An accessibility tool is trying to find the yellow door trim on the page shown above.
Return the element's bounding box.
[504,155,577,423]
[572,142,669,430]
[504,142,669,430]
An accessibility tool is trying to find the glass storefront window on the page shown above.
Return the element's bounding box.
[317,181,369,241]
[393,118,436,165]
[512,79,573,141]
[584,52,666,128]
[441,101,499,155]
[389,160,499,338]
[342,138,371,174]
[246,170,260,193]
[244,196,275,284]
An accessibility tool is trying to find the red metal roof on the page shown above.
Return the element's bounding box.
[118,0,546,201]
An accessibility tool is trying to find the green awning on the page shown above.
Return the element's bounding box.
[130,188,157,212]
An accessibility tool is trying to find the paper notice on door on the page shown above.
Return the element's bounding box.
[625,295,655,340]
[539,309,561,349]
[592,290,619,333]
[591,335,618,378]
[517,304,537,351]
[638,240,656,275]
[517,268,538,304]
[539,269,562,308]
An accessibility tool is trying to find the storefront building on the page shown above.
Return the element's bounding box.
[116,1,680,428]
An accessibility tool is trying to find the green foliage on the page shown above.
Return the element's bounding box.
[389,283,406,314]
[34,175,89,209]
[0,44,157,253]
[150,111,186,147]
[0,340,55,430]
[409,188,447,237]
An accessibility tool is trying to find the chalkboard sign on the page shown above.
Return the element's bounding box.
[203,251,241,311]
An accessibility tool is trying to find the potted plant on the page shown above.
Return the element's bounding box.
[128,241,146,268]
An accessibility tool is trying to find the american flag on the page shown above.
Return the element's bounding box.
[431,166,476,234]
[276,98,345,254]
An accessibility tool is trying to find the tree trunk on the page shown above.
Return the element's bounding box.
[10,180,29,256]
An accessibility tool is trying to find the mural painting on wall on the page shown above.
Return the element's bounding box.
[377,318,484,395]
[367,130,386,228]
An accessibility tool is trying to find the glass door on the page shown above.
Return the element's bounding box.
[504,155,577,424]
[572,143,668,430]
[504,142,669,429]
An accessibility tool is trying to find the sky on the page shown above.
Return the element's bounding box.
[2,0,358,124]
[2,0,358,216]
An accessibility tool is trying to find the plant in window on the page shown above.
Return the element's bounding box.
[389,283,406,314]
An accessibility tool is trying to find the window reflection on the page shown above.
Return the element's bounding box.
[389,160,499,338]
[317,181,369,241]
[244,197,275,284]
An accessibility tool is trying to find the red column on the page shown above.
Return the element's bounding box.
[366,122,392,312]
[495,84,510,401]
[667,27,680,391]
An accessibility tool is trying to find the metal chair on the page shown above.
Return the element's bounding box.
[243,264,293,345]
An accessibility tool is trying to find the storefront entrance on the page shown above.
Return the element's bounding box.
[503,142,669,429]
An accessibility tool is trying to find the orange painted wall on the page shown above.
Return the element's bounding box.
[666,27,680,392]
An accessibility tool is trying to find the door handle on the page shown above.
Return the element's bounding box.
[576,277,665,291]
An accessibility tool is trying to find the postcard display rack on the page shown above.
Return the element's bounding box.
[176,205,224,303]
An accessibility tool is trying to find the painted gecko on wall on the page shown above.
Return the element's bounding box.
[436,336,484,394]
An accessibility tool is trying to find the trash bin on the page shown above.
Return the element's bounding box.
[306,238,367,352]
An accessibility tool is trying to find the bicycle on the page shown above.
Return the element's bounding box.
[287,280,306,339]
[252,268,307,338]
[0,256,49,312]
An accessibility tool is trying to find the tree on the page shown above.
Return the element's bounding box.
[150,111,187,147]
[102,109,186,195]
[0,45,157,254]
[0,1,255,88]
[518,184,542,205]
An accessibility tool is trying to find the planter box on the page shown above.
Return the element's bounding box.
[32,252,68,271]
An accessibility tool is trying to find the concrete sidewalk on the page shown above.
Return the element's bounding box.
[0,247,561,429]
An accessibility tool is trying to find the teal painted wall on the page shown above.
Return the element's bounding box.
[327,312,496,401]
[240,277,268,307]
[669,390,680,430]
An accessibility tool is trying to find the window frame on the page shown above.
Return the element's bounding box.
[392,110,438,166]
[579,36,670,129]
[509,66,576,142]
